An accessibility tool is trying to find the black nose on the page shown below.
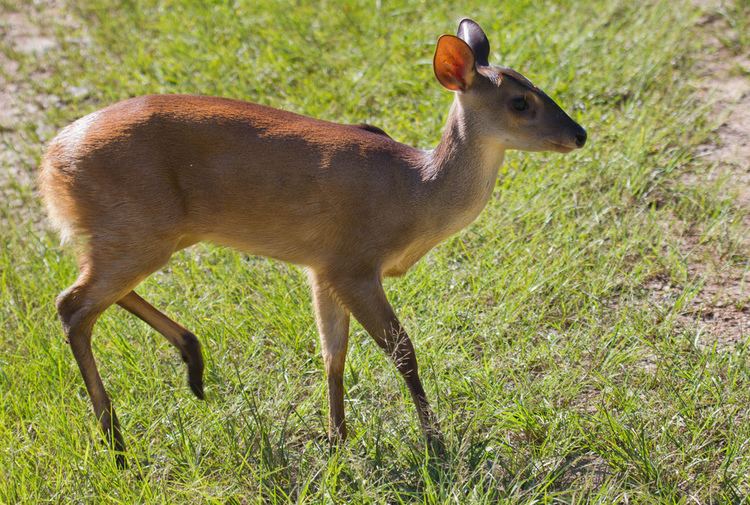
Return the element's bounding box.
[574,127,587,148]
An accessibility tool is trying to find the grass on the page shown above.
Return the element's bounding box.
[1,0,749,502]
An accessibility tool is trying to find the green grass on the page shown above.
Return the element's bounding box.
[2,0,749,502]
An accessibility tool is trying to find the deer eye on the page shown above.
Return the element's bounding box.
[511,97,529,112]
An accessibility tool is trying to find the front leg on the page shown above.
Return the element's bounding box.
[320,269,443,449]
[309,270,350,442]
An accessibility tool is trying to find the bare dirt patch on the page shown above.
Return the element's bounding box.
[0,1,80,226]
[676,1,750,346]
[1,5,54,198]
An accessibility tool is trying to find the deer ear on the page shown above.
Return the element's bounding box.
[457,18,489,67]
[433,35,476,92]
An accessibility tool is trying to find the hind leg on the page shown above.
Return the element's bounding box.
[57,241,175,466]
[117,291,204,398]
[58,274,129,466]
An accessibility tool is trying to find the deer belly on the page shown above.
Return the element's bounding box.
[382,237,440,277]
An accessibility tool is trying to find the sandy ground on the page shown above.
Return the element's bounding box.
[0,3,64,220]
[677,0,750,345]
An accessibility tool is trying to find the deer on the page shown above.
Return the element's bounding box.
[39,18,586,466]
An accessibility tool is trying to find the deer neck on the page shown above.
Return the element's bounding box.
[419,97,506,234]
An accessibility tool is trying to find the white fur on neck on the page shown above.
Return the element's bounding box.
[421,95,506,238]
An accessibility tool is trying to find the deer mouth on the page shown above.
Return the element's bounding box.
[546,141,576,153]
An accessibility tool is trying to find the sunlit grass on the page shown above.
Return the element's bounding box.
[1,0,749,502]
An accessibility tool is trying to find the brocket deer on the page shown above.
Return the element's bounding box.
[39,19,586,465]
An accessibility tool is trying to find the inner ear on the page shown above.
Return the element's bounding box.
[457,18,490,66]
[433,35,476,92]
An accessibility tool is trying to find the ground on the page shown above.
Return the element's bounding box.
[675,0,750,345]
[1,0,749,502]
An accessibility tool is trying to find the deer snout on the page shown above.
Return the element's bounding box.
[545,122,587,153]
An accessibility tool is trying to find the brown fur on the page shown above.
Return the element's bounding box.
[39,21,585,463]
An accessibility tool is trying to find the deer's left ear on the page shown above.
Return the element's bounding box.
[433,35,476,92]
[457,18,490,67]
